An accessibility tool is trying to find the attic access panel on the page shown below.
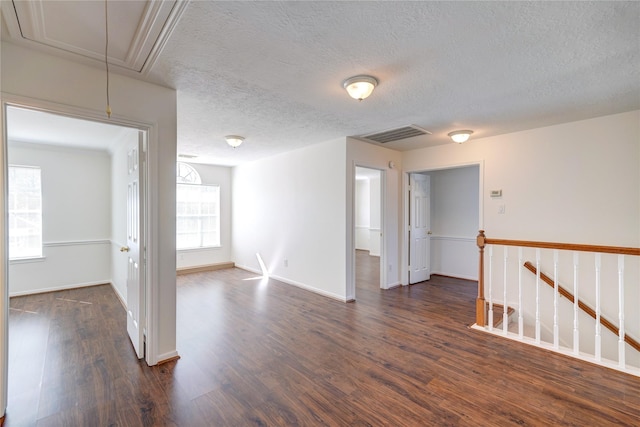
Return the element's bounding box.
[7,0,185,73]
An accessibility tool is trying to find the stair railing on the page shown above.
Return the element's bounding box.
[475,230,640,375]
[522,261,640,352]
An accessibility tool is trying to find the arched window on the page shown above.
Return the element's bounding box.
[177,162,201,184]
[176,162,220,249]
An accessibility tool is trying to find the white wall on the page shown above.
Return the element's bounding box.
[403,111,639,247]
[368,173,381,257]
[177,163,232,269]
[232,138,347,300]
[355,178,370,251]
[425,166,479,280]
[1,40,178,383]
[347,138,403,296]
[8,142,112,295]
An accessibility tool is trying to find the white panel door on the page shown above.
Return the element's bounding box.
[409,173,431,284]
[124,132,144,359]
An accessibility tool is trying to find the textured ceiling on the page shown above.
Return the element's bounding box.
[146,1,640,165]
[3,1,640,166]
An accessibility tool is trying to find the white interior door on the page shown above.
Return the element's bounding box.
[124,132,145,359]
[409,173,431,284]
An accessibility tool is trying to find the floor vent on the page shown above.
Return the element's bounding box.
[359,125,431,144]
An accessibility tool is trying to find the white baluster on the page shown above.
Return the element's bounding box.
[488,245,494,332]
[553,250,559,349]
[535,249,541,344]
[503,246,509,335]
[518,247,523,339]
[618,255,625,368]
[595,253,601,362]
[573,252,579,355]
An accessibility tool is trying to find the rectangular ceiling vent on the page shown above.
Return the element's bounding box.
[360,125,431,144]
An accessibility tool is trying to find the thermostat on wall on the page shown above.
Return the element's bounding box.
[490,189,502,198]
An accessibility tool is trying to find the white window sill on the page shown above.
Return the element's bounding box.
[177,246,222,253]
[10,256,46,264]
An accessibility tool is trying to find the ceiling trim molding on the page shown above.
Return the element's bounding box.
[140,0,190,75]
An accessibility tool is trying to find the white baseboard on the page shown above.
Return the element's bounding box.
[9,280,111,297]
[431,271,478,281]
[176,261,234,275]
[470,324,640,378]
[235,265,347,302]
[269,274,347,302]
[235,264,261,275]
[110,282,127,309]
[384,281,402,289]
[156,350,180,365]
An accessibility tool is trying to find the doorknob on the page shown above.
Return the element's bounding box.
[120,246,130,252]
[427,231,432,235]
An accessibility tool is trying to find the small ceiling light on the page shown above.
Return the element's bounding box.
[448,130,474,143]
[225,135,244,148]
[342,75,378,101]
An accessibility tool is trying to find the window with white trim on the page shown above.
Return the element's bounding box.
[176,162,220,249]
[8,165,43,259]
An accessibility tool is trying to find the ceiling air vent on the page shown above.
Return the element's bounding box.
[360,125,431,144]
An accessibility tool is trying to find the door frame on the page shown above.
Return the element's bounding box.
[402,161,484,285]
[348,162,387,301]
[0,94,156,412]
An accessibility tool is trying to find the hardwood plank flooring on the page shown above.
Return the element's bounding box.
[5,252,640,425]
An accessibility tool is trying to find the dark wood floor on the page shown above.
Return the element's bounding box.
[6,251,640,425]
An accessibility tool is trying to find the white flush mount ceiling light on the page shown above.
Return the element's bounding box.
[225,135,244,148]
[342,75,378,101]
[448,130,474,143]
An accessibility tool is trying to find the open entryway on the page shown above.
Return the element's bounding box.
[4,105,148,354]
[355,167,384,292]
[3,104,150,422]
[407,164,481,284]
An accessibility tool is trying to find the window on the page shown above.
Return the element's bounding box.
[8,165,43,259]
[176,163,220,250]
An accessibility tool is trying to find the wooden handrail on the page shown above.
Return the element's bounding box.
[523,261,640,353]
[483,238,640,256]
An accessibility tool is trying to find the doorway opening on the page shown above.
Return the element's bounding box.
[354,166,385,297]
[2,103,150,416]
[406,164,481,285]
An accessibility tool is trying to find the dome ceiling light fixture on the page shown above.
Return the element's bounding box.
[448,130,474,143]
[342,75,378,101]
[225,135,244,148]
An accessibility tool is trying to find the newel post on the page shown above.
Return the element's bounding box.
[476,230,486,327]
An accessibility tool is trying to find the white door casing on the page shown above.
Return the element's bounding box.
[409,173,431,284]
[125,132,145,359]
